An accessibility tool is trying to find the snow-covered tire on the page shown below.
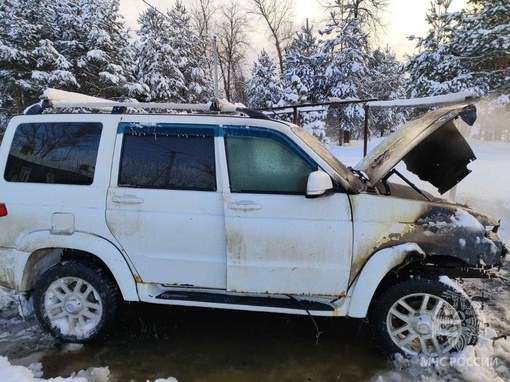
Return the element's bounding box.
[33,261,121,343]
[369,277,478,357]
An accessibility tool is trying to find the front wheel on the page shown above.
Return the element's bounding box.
[33,261,121,342]
[369,277,479,357]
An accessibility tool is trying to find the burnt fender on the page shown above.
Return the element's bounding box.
[347,243,425,318]
[405,206,503,267]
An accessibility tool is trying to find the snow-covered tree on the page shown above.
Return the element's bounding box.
[0,0,138,115]
[405,0,480,98]
[451,0,510,95]
[133,7,185,102]
[0,0,75,113]
[282,20,328,139]
[66,0,136,99]
[407,0,510,98]
[319,2,375,138]
[284,20,327,103]
[406,0,509,140]
[166,1,213,103]
[246,50,282,108]
[368,46,408,137]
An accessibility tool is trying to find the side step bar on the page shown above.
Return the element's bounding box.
[156,290,335,311]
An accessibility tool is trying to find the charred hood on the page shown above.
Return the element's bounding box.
[354,105,477,194]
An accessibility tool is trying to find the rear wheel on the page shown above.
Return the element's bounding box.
[370,278,478,357]
[33,261,121,342]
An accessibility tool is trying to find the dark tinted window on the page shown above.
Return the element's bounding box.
[119,124,216,191]
[4,122,102,185]
[224,127,317,194]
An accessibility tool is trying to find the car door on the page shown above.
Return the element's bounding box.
[106,121,226,288]
[222,126,353,296]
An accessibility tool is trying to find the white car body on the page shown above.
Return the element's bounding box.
[0,96,506,327]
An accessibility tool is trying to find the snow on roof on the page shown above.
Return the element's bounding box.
[33,88,240,114]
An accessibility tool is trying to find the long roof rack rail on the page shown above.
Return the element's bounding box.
[23,88,270,120]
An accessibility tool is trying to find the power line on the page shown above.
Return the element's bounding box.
[141,0,171,20]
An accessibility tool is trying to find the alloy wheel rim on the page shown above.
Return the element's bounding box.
[386,292,463,356]
[44,277,103,338]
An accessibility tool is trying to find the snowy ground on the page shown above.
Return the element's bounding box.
[0,137,509,381]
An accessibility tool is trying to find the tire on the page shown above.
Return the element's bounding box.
[369,277,478,357]
[33,261,121,343]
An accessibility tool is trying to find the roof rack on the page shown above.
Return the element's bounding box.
[23,88,270,120]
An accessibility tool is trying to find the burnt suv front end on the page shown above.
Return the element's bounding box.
[353,103,507,278]
[403,203,507,278]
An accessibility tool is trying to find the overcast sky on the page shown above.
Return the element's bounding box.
[119,0,468,61]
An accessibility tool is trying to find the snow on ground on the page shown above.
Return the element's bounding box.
[0,136,509,381]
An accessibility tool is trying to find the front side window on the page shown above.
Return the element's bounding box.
[118,124,216,191]
[224,127,318,194]
[4,122,102,185]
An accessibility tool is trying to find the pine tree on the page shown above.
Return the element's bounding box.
[368,46,408,137]
[319,3,375,139]
[133,7,185,102]
[451,0,510,95]
[0,0,75,113]
[246,50,281,109]
[66,0,135,99]
[0,0,139,114]
[282,21,328,139]
[405,0,480,98]
[285,20,326,103]
[166,0,213,103]
[405,0,509,140]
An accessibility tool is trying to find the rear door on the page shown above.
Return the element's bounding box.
[106,121,226,288]
[222,126,353,296]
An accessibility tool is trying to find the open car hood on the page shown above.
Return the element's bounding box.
[354,104,477,194]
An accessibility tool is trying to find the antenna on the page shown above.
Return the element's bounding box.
[212,35,219,99]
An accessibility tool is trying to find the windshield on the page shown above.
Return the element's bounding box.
[290,126,351,175]
[289,125,364,192]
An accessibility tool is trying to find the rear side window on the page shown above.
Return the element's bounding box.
[4,122,102,185]
[118,124,216,191]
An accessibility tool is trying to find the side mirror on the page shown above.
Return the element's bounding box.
[306,170,333,197]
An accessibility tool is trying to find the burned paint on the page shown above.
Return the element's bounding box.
[408,206,503,266]
[349,193,506,283]
[355,105,478,195]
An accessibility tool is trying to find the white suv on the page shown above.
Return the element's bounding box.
[0,89,506,357]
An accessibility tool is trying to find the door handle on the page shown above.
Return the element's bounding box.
[228,201,262,211]
[112,195,144,204]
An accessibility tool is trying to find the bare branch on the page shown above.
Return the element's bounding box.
[250,0,295,73]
